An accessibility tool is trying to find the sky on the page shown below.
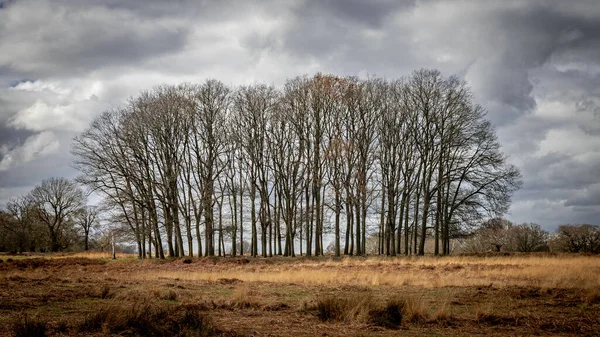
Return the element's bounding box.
[0,0,599,230]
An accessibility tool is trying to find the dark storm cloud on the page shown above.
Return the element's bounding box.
[277,1,600,129]
[299,0,413,28]
[519,152,600,192]
[566,185,600,207]
[0,148,71,188]
[279,0,415,76]
[0,128,34,151]
[463,3,600,127]
[0,0,192,78]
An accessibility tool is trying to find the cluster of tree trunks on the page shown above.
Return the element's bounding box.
[71,69,521,259]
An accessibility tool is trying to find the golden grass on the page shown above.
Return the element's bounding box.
[118,255,600,290]
[3,253,599,292]
[2,253,600,336]
[231,284,260,308]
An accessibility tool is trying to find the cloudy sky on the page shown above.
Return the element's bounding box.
[0,0,599,230]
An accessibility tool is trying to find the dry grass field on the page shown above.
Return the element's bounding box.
[1,252,599,336]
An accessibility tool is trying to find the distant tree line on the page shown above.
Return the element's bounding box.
[2,70,527,257]
[459,218,600,254]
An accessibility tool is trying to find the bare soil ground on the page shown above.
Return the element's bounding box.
[0,253,599,336]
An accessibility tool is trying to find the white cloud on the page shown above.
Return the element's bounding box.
[6,80,107,132]
[0,131,59,172]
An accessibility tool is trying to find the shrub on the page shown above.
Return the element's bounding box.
[430,301,453,326]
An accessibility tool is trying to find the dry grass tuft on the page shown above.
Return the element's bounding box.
[87,285,113,299]
[158,290,178,301]
[431,300,454,326]
[473,303,523,326]
[263,302,290,311]
[78,302,215,336]
[583,287,600,305]
[100,285,113,299]
[314,294,374,322]
[313,294,430,328]
[218,278,243,285]
[11,314,47,337]
[231,284,259,308]
[314,296,344,322]
[476,313,522,326]
[367,297,404,329]
[401,295,428,323]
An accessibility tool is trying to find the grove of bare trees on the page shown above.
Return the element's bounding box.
[65,69,523,258]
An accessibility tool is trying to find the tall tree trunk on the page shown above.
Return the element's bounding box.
[251,180,257,257]
[355,201,361,256]
[305,183,312,256]
[379,190,385,255]
[335,190,341,257]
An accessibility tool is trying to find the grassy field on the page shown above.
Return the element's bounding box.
[1,252,599,336]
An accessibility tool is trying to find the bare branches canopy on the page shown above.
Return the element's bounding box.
[69,70,522,258]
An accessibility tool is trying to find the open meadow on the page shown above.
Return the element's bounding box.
[1,253,599,336]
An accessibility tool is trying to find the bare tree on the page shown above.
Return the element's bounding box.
[76,206,98,251]
[233,83,278,257]
[192,80,230,256]
[28,177,85,252]
[512,223,548,252]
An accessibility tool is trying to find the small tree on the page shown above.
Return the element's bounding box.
[512,223,548,252]
[76,206,98,251]
[479,218,514,252]
[28,178,85,252]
